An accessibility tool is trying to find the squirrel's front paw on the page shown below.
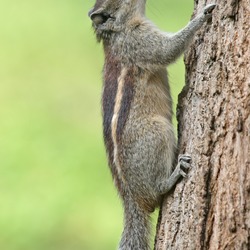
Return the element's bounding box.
[177,154,192,178]
[203,4,216,17]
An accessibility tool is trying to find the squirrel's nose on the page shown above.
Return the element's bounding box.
[88,8,94,17]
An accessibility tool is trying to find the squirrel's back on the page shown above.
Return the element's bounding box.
[102,46,175,210]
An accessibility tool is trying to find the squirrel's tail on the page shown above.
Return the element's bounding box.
[118,195,151,250]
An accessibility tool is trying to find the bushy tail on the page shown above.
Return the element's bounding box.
[118,196,151,250]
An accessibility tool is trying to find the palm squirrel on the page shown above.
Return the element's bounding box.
[88,1,216,249]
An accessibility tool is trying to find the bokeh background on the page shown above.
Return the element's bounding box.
[0,0,193,249]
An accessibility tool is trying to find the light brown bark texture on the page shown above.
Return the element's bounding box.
[155,0,250,249]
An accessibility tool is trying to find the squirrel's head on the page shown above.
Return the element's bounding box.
[89,0,146,41]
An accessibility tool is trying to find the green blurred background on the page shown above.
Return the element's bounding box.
[0,0,193,249]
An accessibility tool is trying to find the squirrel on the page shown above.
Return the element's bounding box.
[88,1,216,249]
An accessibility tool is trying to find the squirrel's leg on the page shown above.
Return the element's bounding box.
[158,155,192,194]
[161,4,216,64]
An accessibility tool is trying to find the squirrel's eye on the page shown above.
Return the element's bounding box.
[90,12,111,26]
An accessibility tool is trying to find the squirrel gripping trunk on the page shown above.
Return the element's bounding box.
[89,0,216,249]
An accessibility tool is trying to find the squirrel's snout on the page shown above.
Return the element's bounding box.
[88,8,94,17]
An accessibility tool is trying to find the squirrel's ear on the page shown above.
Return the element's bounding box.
[89,8,110,26]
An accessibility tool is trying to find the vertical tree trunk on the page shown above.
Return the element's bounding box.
[155,0,250,249]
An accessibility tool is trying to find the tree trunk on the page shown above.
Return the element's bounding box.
[155,0,250,249]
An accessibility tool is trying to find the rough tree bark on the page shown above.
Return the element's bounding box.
[155,0,250,249]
